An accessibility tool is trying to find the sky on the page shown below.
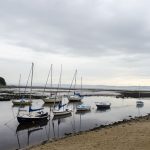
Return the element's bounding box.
[1,0,150,86]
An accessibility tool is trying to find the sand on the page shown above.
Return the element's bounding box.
[29,116,150,150]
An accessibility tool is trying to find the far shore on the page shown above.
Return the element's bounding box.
[26,114,150,150]
[1,86,150,100]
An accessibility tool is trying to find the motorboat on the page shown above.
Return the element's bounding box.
[95,101,111,109]
[76,104,91,111]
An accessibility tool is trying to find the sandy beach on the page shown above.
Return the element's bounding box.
[28,115,150,150]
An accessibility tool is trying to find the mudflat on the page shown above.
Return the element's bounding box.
[29,116,150,150]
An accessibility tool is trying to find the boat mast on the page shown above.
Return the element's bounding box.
[81,76,82,95]
[74,70,77,90]
[42,64,52,98]
[68,69,77,95]
[30,63,34,101]
[138,85,140,99]
[54,65,62,106]
[18,74,21,97]
[50,64,53,96]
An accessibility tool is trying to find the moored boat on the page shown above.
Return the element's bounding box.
[43,95,62,103]
[76,104,91,111]
[136,100,144,107]
[95,101,111,109]
[17,63,49,124]
[17,111,49,124]
[68,94,83,102]
[53,108,72,116]
[12,99,32,106]
[53,103,72,116]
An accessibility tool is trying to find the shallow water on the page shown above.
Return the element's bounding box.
[0,96,150,150]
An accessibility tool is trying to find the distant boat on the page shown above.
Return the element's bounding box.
[76,104,91,111]
[136,100,144,107]
[68,93,83,102]
[12,98,32,106]
[95,101,111,109]
[43,64,62,103]
[136,86,144,107]
[12,67,32,106]
[43,94,62,103]
[68,71,83,102]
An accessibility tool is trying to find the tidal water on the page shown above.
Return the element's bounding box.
[0,96,150,150]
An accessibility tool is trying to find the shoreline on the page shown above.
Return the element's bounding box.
[25,114,150,150]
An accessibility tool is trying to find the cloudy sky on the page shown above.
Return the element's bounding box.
[1,0,150,86]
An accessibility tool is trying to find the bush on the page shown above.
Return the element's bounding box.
[0,77,6,86]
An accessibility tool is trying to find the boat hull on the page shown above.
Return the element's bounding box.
[12,99,32,106]
[76,108,91,111]
[17,113,49,124]
[136,101,144,108]
[76,105,91,111]
[96,105,110,109]
[68,96,83,102]
[53,109,72,116]
[43,97,62,103]
[95,101,111,110]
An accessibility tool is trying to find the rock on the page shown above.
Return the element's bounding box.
[0,77,6,86]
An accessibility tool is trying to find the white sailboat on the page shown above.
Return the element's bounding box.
[68,70,83,102]
[53,103,72,116]
[12,69,32,106]
[53,65,72,117]
[136,86,144,107]
[43,64,62,103]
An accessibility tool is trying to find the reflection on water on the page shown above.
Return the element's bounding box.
[0,96,150,150]
[96,107,111,112]
[16,120,48,149]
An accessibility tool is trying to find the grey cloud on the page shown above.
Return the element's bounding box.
[0,0,150,58]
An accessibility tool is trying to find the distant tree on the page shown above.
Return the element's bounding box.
[0,77,6,86]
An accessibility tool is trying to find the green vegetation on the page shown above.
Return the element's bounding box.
[0,77,6,86]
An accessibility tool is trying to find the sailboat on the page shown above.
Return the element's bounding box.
[52,65,72,117]
[68,70,83,102]
[53,103,72,116]
[12,70,32,106]
[136,86,144,107]
[43,64,62,103]
[17,63,49,124]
